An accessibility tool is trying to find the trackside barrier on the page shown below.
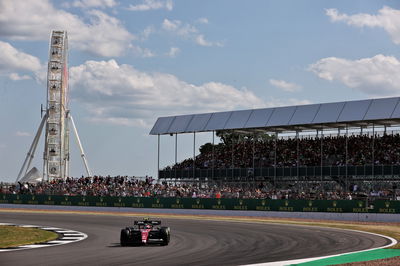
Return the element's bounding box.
[0,194,399,213]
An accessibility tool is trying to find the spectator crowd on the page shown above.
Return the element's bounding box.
[1,175,399,201]
[167,133,400,170]
[1,133,400,201]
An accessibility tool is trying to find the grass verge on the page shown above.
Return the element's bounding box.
[0,225,58,248]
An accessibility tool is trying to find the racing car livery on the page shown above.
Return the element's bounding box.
[120,219,170,246]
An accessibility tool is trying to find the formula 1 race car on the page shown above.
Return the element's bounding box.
[120,218,170,246]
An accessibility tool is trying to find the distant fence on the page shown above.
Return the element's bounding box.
[0,194,399,213]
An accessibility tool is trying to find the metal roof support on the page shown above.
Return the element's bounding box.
[175,134,178,165]
[320,127,323,189]
[193,132,196,181]
[212,131,215,184]
[175,133,178,180]
[372,123,375,179]
[231,136,234,181]
[296,130,299,181]
[252,132,255,181]
[157,135,160,180]
[274,131,278,189]
[345,125,348,193]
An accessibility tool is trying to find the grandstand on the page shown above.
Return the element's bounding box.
[150,96,400,194]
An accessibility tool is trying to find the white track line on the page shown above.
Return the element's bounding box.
[60,237,83,240]
[41,227,61,230]
[19,225,40,228]
[19,244,53,248]
[46,240,74,244]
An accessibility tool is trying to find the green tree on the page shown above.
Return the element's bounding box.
[199,142,213,154]
[216,130,273,145]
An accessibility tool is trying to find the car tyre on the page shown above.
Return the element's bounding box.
[160,227,170,246]
[120,229,130,246]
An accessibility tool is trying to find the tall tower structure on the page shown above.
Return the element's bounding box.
[44,31,70,180]
[16,30,91,182]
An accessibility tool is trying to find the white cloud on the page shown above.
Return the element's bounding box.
[16,131,31,137]
[162,19,223,47]
[131,46,155,58]
[0,0,133,57]
[68,0,117,8]
[309,54,400,97]
[196,18,209,24]
[74,10,134,57]
[264,97,311,108]
[140,26,155,41]
[69,59,265,127]
[0,41,42,80]
[195,34,223,47]
[269,79,302,92]
[326,6,400,44]
[195,35,211,46]
[162,19,179,31]
[127,0,173,11]
[0,41,41,73]
[9,73,32,81]
[162,19,196,36]
[166,47,180,57]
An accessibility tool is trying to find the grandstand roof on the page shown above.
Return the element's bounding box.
[150,96,400,135]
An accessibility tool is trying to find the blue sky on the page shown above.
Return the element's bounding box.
[1,0,400,182]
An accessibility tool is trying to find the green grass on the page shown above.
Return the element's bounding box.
[0,225,58,248]
[292,249,400,265]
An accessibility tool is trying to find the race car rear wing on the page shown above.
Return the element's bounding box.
[134,220,161,225]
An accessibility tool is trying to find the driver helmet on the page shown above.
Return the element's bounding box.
[145,224,152,229]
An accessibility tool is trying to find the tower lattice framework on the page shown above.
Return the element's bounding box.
[16,30,91,182]
[44,31,70,180]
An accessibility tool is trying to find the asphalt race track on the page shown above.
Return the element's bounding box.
[0,211,391,266]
